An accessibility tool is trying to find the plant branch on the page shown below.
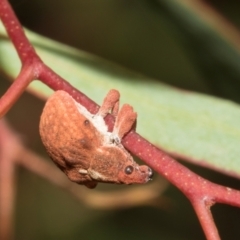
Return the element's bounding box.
[0,64,36,117]
[192,199,220,240]
[39,64,98,113]
[0,0,97,117]
[0,0,40,63]
[0,120,19,240]
[124,131,240,206]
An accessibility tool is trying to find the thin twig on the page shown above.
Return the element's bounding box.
[0,120,20,240]
[0,0,40,63]
[0,64,36,117]
[191,199,220,240]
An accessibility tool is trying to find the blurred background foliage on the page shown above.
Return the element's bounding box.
[1,0,240,239]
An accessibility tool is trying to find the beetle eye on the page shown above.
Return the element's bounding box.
[125,166,134,175]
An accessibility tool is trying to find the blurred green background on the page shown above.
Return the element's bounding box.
[1,0,240,239]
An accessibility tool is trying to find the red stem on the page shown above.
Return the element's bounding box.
[0,0,40,63]
[192,199,220,240]
[0,120,17,240]
[39,64,99,113]
[0,64,36,117]
[124,132,240,206]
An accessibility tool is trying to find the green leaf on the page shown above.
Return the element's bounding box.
[1,22,240,179]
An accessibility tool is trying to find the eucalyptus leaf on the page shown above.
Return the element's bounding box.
[1,22,240,179]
